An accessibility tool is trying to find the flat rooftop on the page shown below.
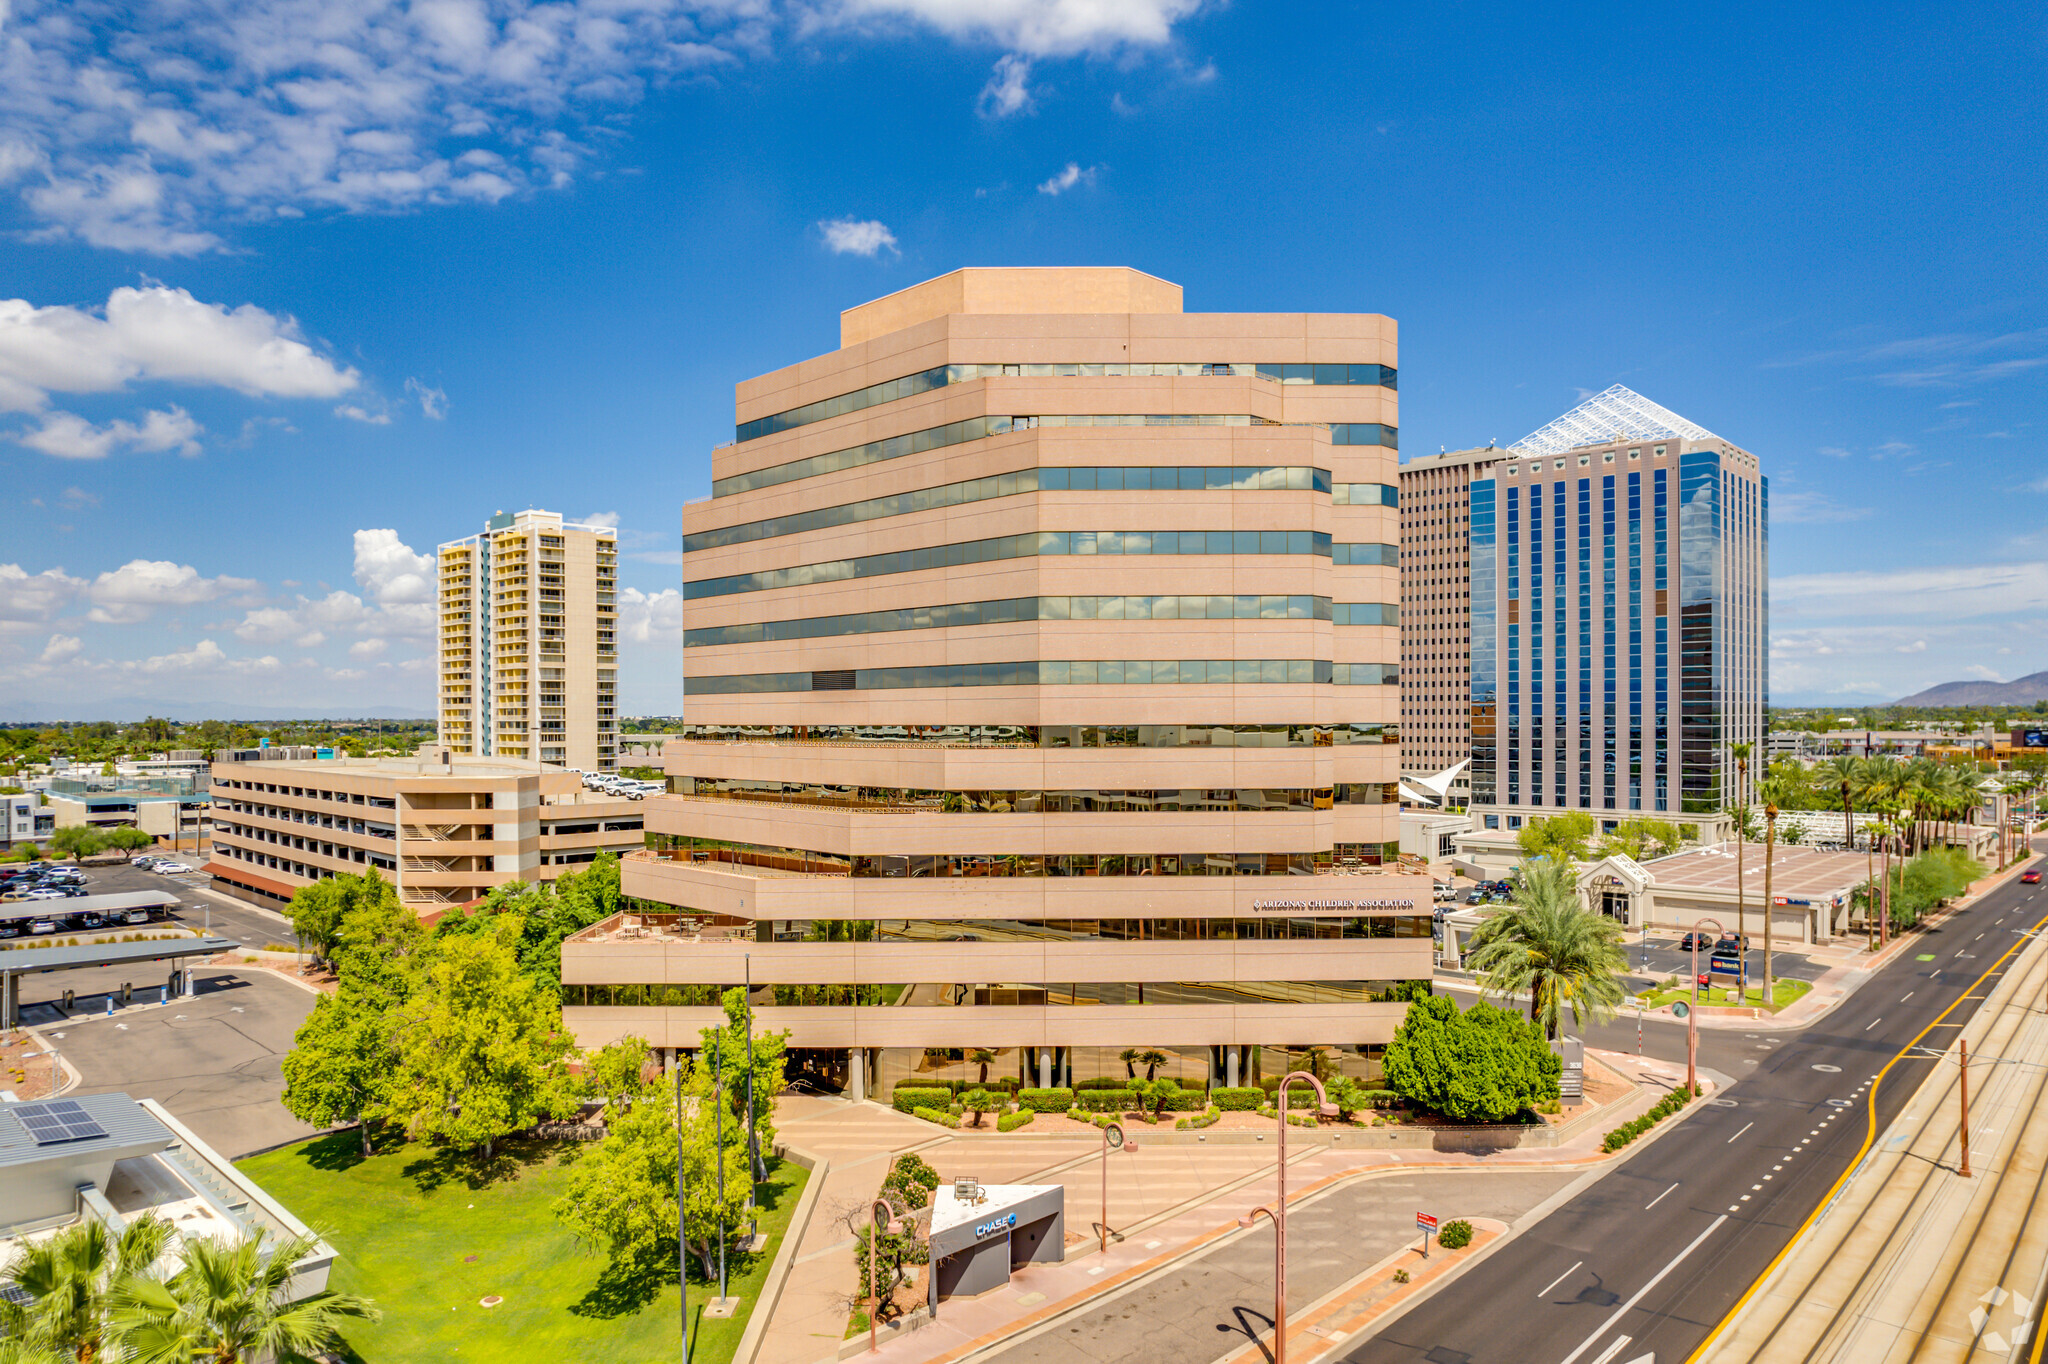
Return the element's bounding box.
[1640,843,1870,897]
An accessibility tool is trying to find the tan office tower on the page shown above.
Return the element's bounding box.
[583,268,1433,1099]
[438,509,619,772]
[1397,445,1501,796]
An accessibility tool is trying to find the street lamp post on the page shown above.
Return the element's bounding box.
[1686,917,1723,1098]
[1098,1121,1138,1254]
[675,1051,689,1364]
[868,1197,907,1355]
[1237,1069,1336,1364]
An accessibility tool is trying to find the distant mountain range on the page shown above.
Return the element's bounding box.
[1892,671,2048,708]
[0,702,432,723]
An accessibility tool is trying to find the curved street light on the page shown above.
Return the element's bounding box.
[1685,917,1724,1097]
[868,1195,909,1355]
[1236,1069,1337,1364]
[1098,1121,1139,1255]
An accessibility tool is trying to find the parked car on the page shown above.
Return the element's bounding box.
[1464,889,1487,905]
[27,919,57,935]
[132,854,164,867]
[2023,870,2042,885]
[1433,882,1456,903]
[1716,933,1752,952]
[1678,931,1717,952]
[23,888,67,900]
[151,862,193,874]
[118,908,152,925]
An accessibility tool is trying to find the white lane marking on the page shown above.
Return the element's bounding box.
[1727,1122,1754,1143]
[1645,1183,1679,1210]
[1555,1216,1726,1364]
[1538,1260,1585,1298]
[1866,1018,1882,1031]
[1588,1338,1633,1364]
[1901,993,1914,1002]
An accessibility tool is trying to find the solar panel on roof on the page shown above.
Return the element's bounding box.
[11,1098,108,1144]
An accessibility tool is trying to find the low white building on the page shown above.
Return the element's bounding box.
[0,1093,333,1299]
[1575,842,1874,945]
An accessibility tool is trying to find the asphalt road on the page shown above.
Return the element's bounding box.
[31,968,321,1158]
[980,1171,1580,1364]
[1350,844,2048,1364]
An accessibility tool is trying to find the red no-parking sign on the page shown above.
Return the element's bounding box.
[1416,1212,1438,1233]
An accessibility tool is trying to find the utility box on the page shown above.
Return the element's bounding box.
[1552,1037,1585,1106]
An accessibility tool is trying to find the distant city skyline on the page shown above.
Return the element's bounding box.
[0,1,2042,715]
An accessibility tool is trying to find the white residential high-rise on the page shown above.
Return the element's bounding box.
[437,509,619,772]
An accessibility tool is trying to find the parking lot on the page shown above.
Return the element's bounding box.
[24,964,322,1157]
[6,856,306,953]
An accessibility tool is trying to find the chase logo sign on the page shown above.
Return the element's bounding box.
[974,1213,1018,1240]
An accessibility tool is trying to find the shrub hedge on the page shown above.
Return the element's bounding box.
[1437,1219,1474,1250]
[1175,1106,1223,1131]
[1213,1087,1263,1111]
[997,1110,1034,1133]
[891,1087,952,1114]
[912,1106,960,1128]
[1018,1087,1075,1113]
[1601,1084,1700,1153]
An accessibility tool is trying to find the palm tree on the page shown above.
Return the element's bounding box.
[1136,1048,1170,1081]
[968,1048,996,1086]
[1756,775,1794,1002]
[1117,1047,1141,1080]
[1466,860,1628,1040]
[107,1230,377,1364]
[1813,755,1863,851]
[1730,743,1754,962]
[0,1213,173,1362]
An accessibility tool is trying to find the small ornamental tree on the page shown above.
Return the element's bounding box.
[1383,995,1560,1123]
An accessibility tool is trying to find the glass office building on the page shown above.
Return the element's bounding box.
[1399,386,1766,831]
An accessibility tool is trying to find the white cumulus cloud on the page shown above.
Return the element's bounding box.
[39,634,82,664]
[87,560,261,625]
[0,565,88,631]
[0,285,358,413]
[818,217,899,257]
[619,587,682,644]
[12,406,203,459]
[352,529,435,605]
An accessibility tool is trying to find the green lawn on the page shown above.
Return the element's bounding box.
[237,1133,807,1364]
[1637,977,1813,1012]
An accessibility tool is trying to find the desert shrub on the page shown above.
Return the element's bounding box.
[912,1105,959,1128]
[997,1110,1034,1133]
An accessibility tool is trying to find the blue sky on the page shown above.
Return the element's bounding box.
[1,0,2043,717]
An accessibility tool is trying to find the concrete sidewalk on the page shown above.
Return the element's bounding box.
[1698,902,2048,1362]
[781,1051,1711,1364]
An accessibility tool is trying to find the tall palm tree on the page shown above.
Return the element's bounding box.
[1731,742,1754,960]
[0,1213,173,1363]
[107,1231,378,1364]
[1466,860,1628,1040]
[1756,775,1794,1002]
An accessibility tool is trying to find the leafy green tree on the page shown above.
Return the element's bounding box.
[280,992,396,1158]
[1467,860,1627,1039]
[1598,817,1680,861]
[0,1213,173,1361]
[382,915,575,1159]
[106,1230,376,1364]
[47,826,106,860]
[553,1057,755,1283]
[1515,810,1595,864]
[287,869,398,964]
[699,986,789,1164]
[104,827,153,851]
[329,873,424,1004]
[582,1035,655,1114]
[961,1087,999,1127]
[1383,994,1560,1122]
